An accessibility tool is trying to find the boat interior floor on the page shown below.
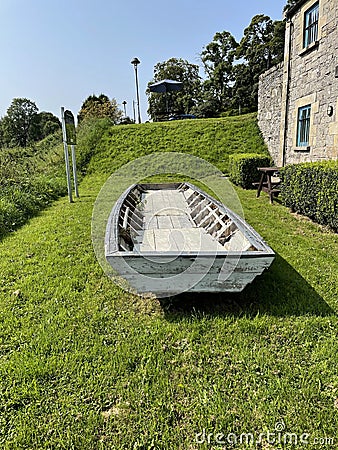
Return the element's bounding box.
[133,189,249,253]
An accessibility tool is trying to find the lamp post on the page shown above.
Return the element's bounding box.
[132,100,136,123]
[122,100,127,117]
[131,57,141,124]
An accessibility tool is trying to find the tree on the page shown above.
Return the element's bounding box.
[237,15,276,72]
[270,20,286,65]
[234,15,285,110]
[25,111,61,144]
[77,94,122,124]
[2,98,38,147]
[147,58,202,121]
[34,112,61,140]
[231,63,257,113]
[200,31,238,115]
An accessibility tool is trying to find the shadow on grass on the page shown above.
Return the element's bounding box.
[159,252,335,320]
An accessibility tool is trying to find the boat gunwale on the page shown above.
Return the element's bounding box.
[107,251,275,259]
[105,182,275,257]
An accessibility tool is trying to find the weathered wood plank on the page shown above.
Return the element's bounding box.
[156,208,187,217]
[157,216,174,230]
[170,215,192,229]
[107,254,274,275]
[155,229,179,252]
[223,229,251,252]
[143,213,158,230]
[139,229,156,252]
[118,270,259,294]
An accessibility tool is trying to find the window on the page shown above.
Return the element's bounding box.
[303,3,319,48]
[297,105,311,147]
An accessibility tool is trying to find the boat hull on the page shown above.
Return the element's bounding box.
[105,182,275,296]
[106,253,274,295]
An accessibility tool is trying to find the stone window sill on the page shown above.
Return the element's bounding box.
[299,40,319,56]
[294,146,310,152]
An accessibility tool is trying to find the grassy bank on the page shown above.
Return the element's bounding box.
[0,115,266,240]
[0,132,67,238]
[82,114,267,175]
[0,170,337,449]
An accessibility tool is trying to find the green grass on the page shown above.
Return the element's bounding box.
[0,171,337,449]
[0,117,337,448]
[84,114,268,175]
[0,132,67,238]
[0,114,266,239]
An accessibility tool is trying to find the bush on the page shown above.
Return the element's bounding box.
[0,175,67,237]
[228,153,272,189]
[0,135,67,239]
[280,160,338,231]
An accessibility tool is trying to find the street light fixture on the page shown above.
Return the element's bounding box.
[131,57,141,124]
[122,100,127,117]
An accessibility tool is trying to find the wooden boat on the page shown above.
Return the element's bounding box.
[105,182,275,296]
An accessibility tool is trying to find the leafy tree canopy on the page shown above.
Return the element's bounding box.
[148,11,286,118]
[147,58,202,121]
[1,98,38,147]
[237,15,276,71]
[77,94,122,124]
[199,31,238,116]
[233,14,285,110]
[32,112,61,142]
[0,98,61,148]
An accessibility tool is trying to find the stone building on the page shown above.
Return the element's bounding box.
[258,0,338,166]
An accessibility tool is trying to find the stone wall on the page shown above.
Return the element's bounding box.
[258,0,338,166]
[284,0,338,165]
[258,63,283,164]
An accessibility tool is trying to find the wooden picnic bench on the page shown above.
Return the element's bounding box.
[253,167,281,204]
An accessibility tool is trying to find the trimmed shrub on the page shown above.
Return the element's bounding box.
[280,160,338,231]
[228,153,272,189]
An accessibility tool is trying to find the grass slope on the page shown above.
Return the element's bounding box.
[1,179,337,449]
[84,114,267,175]
[0,132,67,238]
[0,117,337,448]
[0,114,265,239]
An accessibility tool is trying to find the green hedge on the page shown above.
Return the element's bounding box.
[228,153,272,189]
[280,160,338,231]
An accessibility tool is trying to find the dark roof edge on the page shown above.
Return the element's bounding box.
[285,0,312,18]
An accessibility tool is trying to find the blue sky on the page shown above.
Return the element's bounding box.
[0,0,286,122]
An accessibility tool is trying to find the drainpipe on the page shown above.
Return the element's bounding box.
[281,17,293,167]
